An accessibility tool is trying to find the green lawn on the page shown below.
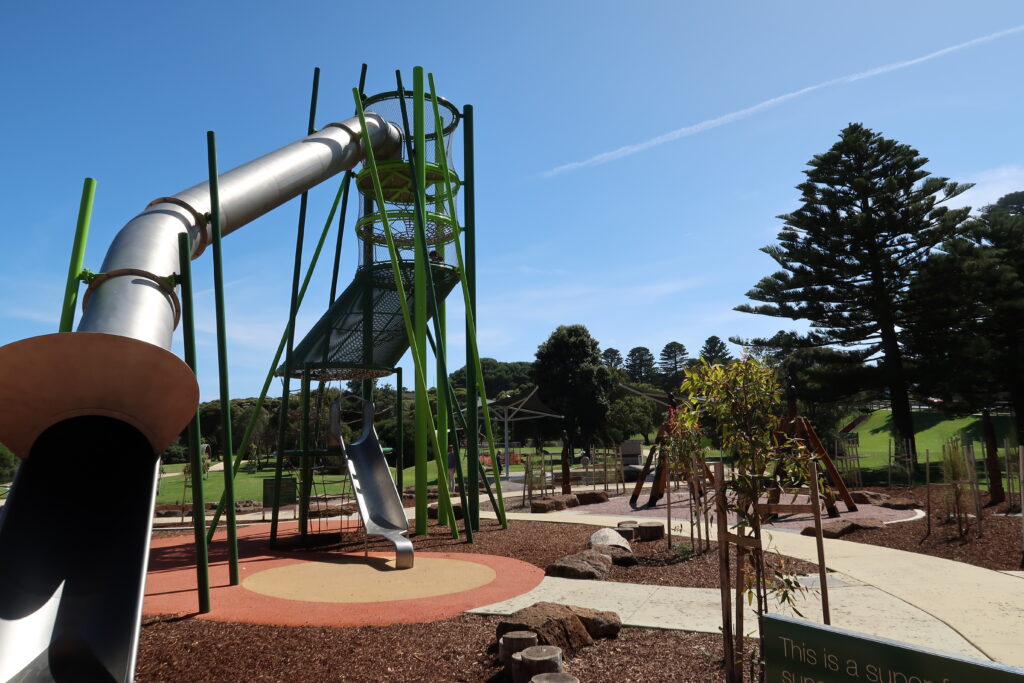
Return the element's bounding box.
[851,409,1015,467]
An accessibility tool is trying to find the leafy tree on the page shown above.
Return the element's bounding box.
[450,358,533,398]
[533,324,615,452]
[624,346,657,384]
[605,387,658,445]
[658,341,688,390]
[601,347,623,370]
[0,441,17,483]
[736,123,972,463]
[696,336,733,366]
[904,192,1024,500]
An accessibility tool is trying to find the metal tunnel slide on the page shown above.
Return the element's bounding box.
[335,402,413,569]
[0,111,403,682]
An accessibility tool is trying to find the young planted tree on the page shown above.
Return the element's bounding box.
[658,341,688,390]
[624,346,657,384]
[737,123,973,464]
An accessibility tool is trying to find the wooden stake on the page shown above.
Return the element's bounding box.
[714,463,737,683]
[808,462,830,625]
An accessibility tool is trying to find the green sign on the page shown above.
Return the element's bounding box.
[762,614,1024,683]
[262,476,296,507]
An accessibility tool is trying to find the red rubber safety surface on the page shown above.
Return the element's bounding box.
[143,521,544,627]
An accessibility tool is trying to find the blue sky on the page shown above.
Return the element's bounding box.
[2,2,1023,401]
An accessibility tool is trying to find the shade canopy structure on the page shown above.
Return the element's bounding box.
[478,387,562,474]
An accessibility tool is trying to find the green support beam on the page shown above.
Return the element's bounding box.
[177,231,211,613]
[60,178,95,332]
[207,130,240,584]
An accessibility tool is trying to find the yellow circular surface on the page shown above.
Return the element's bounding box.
[243,556,498,603]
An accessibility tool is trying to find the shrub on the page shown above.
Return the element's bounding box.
[0,441,18,483]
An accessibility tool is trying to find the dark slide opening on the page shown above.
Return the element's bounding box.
[0,416,159,682]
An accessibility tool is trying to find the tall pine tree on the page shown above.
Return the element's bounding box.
[658,341,688,390]
[736,124,972,462]
[696,336,733,365]
[624,346,657,384]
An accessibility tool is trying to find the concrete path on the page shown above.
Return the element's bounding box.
[476,508,1024,668]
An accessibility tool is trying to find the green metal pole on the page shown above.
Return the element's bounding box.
[352,89,459,539]
[271,66,320,547]
[177,232,211,613]
[299,369,312,543]
[396,366,404,494]
[209,174,344,543]
[207,130,240,585]
[463,105,480,530]
[413,67,429,535]
[60,178,96,332]
[428,78,506,525]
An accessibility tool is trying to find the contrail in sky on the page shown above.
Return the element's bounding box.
[542,24,1024,177]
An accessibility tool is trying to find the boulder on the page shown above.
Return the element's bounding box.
[588,528,631,552]
[880,497,920,510]
[591,544,637,567]
[427,501,463,520]
[565,604,621,639]
[850,490,890,505]
[555,494,580,508]
[803,520,856,538]
[531,498,564,514]
[545,550,611,580]
[497,603,594,656]
[576,491,609,505]
[623,465,644,482]
[852,517,885,530]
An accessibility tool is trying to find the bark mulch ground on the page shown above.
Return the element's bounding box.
[137,614,728,682]
[138,519,770,681]
[839,485,1024,571]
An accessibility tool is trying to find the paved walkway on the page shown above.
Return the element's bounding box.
[473,509,1024,669]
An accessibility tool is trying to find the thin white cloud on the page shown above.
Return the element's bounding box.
[947,165,1024,211]
[543,25,1024,177]
[4,307,59,325]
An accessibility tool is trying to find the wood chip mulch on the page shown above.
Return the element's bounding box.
[839,486,1024,570]
[137,614,729,682]
[138,519,775,681]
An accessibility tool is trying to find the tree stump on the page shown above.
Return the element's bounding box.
[615,526,635,541]
[637,520,664,541]
[499,630,538,665]
[531,674,579,682]
[511,645,563,683]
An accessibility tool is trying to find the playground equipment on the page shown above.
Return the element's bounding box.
[0,66,507,681]
[330,399,413,568]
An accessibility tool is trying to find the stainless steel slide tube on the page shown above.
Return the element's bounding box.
[77,113,401,349]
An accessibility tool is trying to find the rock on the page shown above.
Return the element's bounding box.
[591,544,638,567]
[426,501,463,520]
[564,605,622,639]
[850,490,890,505]
[531,498,564,514]
[637,521,664,541]
[554,494,579,508]
[576,491,609,505]
[545,550,611,580]
[623,465,644,482]
[498,603,594,656]
[880,497,920,510]
[588,528,632,552]
[852,518,885,530]
[803,519,856,538]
